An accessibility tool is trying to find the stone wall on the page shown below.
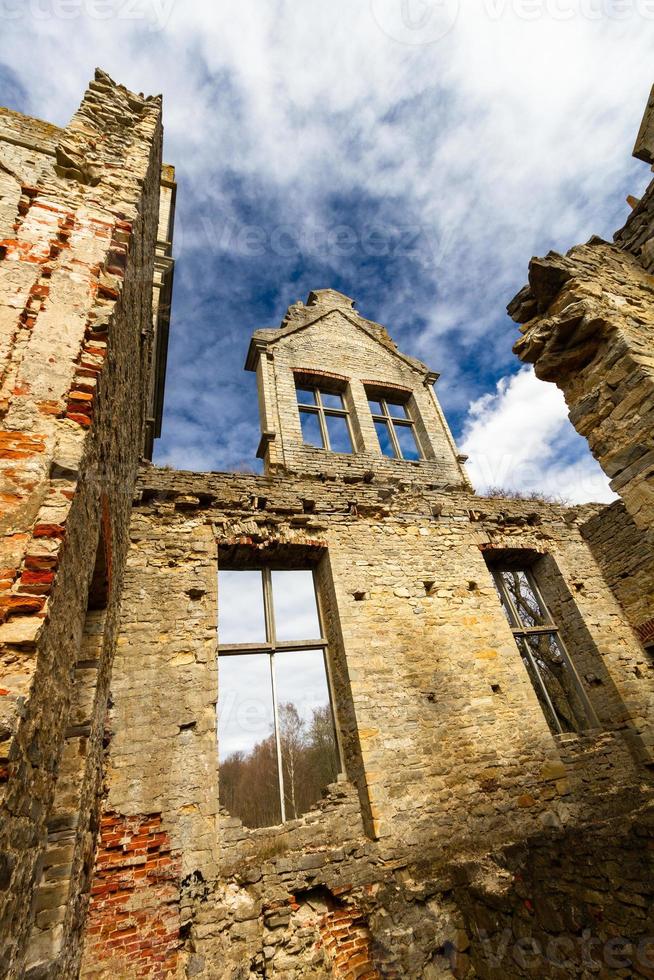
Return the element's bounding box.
[77,465,654,978]
[0,71,167,978]
[509,240,654,537]
[505,92,654,825]
[508,90,654,539]
[454,800,654,978]
[582,500,654,648]
[3,71,654,980]
[145,163,176,459]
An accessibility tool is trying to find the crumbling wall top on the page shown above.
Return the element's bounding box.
[633,81,654,164]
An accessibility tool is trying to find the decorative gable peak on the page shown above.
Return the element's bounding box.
[279,288,357,329]
[306,288,356,309]
[246,289,435,381]
[276,289,397,357]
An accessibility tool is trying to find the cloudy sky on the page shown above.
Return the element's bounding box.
[1,0,652,501]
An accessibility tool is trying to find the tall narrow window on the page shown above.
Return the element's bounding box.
[218,567,340,828]
[367,394,422,460]
[296,383,354,453]
[491,566,597,735]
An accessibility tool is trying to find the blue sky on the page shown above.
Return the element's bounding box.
[1,1,653,501]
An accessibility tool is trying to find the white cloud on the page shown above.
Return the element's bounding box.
[460,367,616,503]
[0,4,649,485]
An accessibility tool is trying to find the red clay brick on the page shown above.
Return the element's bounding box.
[33,523,65,539]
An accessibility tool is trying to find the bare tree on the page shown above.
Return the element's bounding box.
[279,702,306,820]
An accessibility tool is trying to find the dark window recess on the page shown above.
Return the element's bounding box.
[491,567,597,735]
[217,567,340,829]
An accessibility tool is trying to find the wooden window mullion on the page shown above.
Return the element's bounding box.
[313,388,331,451]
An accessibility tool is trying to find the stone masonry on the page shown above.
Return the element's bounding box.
[0,71,175,978]
[245,287,469,489]
[0,73,653,979]
[509,84,654,645]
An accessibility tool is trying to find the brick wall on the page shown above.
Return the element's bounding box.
[80,813,181,978]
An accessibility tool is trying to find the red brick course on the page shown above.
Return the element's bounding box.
[82,812,181,978]
[318,904,381,979]
[636,617,654,646]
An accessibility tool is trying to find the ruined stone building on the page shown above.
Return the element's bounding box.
[0,69,653,979]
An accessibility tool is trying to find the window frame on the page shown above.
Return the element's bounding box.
[217,566,342,824]
[491,566,599,735]
[295,383,355,454]
[367,393,423,460]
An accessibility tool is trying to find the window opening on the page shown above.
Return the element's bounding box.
[296,383,354,454]
[218,567,340,828]
[367,394,421,460]
[491,566,598,735]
